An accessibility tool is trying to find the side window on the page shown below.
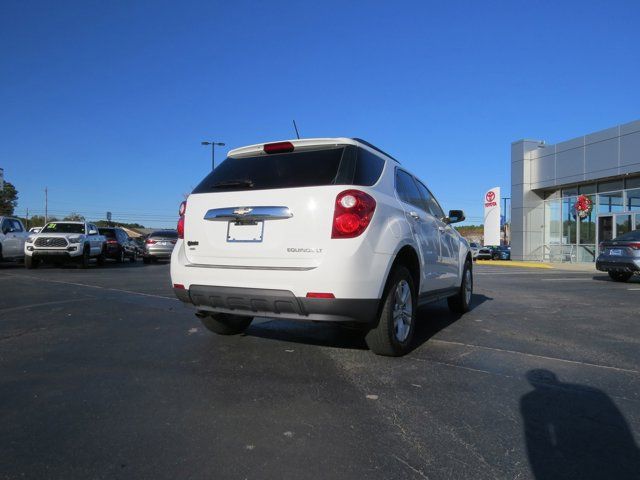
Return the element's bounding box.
[11,219,24,232]
[354,148,385,186]
[416,180,445,219]
[395,170,424,210]
[1,219,10,234]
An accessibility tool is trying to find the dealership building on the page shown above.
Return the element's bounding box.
[511,119,640,263]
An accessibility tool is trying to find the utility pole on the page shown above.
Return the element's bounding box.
[45,187,48,224]
[201,141,226,171]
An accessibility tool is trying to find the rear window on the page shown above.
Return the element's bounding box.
[192,145,385,194]
[99,228,116,239]
[41,223,85,234]
[151,230,178,239]
[614,229,640,242]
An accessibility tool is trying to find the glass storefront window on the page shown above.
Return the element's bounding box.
[616,214,633,237]
[626,188,640,211]
[626,176,640,189]
[562,197,577,245]
[561,187,578,197]
[579,184,596,194]
[598,180,624,192]
[598,191,624,213]
[544,199,562,245]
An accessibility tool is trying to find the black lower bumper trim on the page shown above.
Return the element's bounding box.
[174,285,379,324]
[596,260,640,273]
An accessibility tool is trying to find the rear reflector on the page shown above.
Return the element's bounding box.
[306,292,335,299]
[173,284,185,290]
[146,239,156,244]
[177,216,185,239]
[264,141,294,154]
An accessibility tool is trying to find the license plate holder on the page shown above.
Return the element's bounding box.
[609,248,623,256]
[227,221,264,243]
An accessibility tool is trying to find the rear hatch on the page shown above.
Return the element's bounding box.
[183,141,384,268]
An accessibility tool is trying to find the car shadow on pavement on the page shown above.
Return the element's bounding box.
[244,294,492,353]
[521,369,640,480]
[591,274,640,283]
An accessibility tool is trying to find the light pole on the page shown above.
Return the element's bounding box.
[201,141,225,170]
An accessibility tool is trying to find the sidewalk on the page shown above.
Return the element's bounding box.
[476,260,597,272]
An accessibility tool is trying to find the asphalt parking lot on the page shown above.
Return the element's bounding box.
[1,261,639,479]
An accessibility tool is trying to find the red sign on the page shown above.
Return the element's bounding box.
[486,191,495,203]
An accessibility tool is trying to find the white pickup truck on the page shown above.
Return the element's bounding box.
[0,216,29,264]
[24,221,106,269]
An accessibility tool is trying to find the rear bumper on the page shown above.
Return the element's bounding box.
[596,256,640,273]
[174,285,379,324]
[144,249,173,258]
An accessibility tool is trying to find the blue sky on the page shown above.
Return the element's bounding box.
[1,0,639,227]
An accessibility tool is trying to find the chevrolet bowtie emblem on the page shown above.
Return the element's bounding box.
[233,207,253,215]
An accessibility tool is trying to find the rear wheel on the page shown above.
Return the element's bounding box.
[117,249,125,263]
[365,265,416,357]
[198,313,253,335]
[448,261,473,313]
[608,271,632,282]
[25,255,39,269]
[143,257,151,265]
[129,251,136,263]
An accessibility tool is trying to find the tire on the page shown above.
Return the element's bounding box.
[143,257,151,265]
[129,252,136,263]
[79,246,90,269]
[96,250,105,266]
[365,265,416,357]
[448,261,473,313]
[25,255,39,269]
[199,313,253,335]
[609,271,632,282]
[117,248,125,263]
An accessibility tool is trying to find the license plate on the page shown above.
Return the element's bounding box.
[609,248,623,256]
[227,221,264,242]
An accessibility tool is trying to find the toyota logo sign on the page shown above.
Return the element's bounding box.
[486,191,496,203]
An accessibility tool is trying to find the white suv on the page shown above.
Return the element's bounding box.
[171,138,472,356]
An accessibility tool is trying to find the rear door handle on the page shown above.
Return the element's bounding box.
[438,226,446,232]
[408,211,420,220]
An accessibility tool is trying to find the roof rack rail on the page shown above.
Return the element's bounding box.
[351,138,400,164]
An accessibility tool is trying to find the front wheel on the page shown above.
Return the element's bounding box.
[79,246,90,269]
[365,265,416,357]
[25,255,39,269]
[448,261,473,314]
[198,313,253,335]
[609,271,633,282]
[129,251,136,263]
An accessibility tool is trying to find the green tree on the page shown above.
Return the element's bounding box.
[63,212,85,221]
[0,182,18,216]
[27,215,58,228]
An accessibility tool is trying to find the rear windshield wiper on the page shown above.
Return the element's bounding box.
[211,179,255,189]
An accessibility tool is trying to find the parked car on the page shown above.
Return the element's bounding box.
[469,242,480,260]
[596,229,640,282]
[170,137,473,356]
[0,216,29,263]
[24,221,106,269]
[143,230,178,264]
[476,246,492,260]
[492,245,511,260]
[98,227,137,263]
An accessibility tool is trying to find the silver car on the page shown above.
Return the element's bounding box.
[142,230,178,264]
[596,229,640,282]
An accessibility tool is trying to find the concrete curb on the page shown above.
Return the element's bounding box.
[475,260,554,269]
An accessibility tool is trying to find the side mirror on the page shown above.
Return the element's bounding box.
[445,210,465,224]
[89,229,98,235]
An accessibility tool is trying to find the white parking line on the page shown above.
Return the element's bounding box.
[541,278,594,281]
[0,298,90,314]
[0,273,178,301]
[628,288,640,291]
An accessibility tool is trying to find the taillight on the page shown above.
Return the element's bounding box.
[629,242,640,250]
[264,141,294,154]
[146,239,156,244]
[306,292,335,299]
[106,239,118,244]
[331,189,376,239]
[177,201,187,239]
